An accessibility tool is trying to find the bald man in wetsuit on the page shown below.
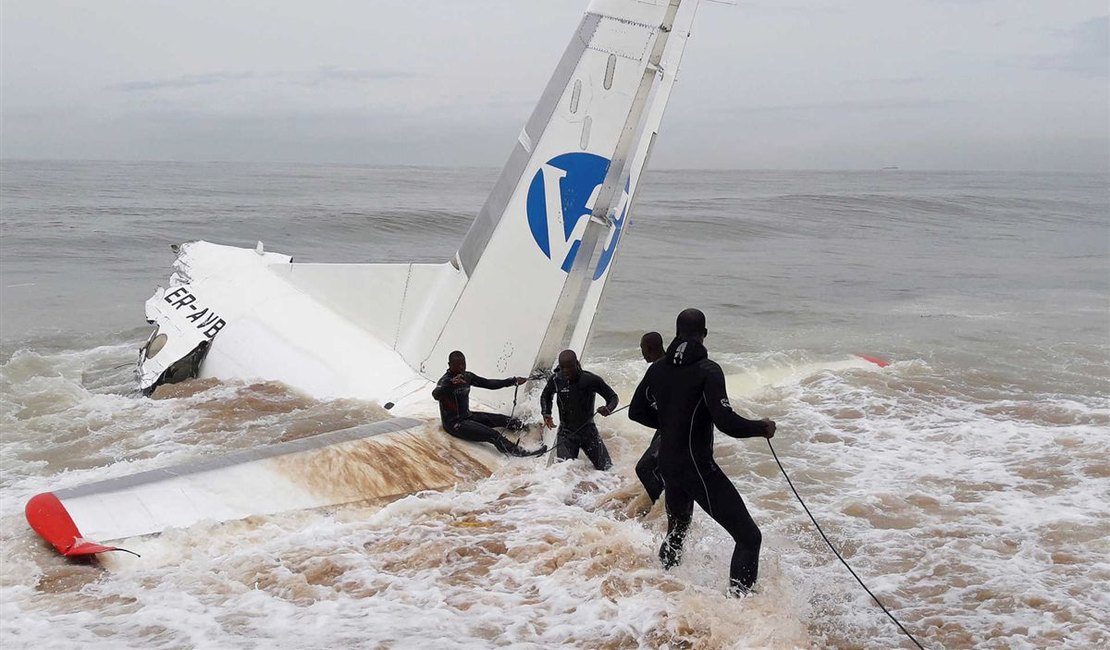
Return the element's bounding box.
[541,349,619,470]
[629,309,776,597]
[432,350,546,457]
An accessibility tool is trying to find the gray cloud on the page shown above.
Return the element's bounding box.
[845,76,929,87]
[1032,16,1109,77]
[0,106,523,166]
[305,66,414,86]
[731,98,957,114]
[108,71,257,92]
[740,4,845,15]
[107,67,414,93]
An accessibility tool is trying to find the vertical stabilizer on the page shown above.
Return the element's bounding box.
[414,0,703,384]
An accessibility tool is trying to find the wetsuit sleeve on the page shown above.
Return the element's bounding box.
[540,377,556,416]
[431,373,450,401]
[468,373,515,390]
[629,369,659,429]
[703,362,770,438]
[595,375,619,412]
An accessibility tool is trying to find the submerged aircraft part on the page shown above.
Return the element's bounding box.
[24,418,507,552]
[135,0,708,412]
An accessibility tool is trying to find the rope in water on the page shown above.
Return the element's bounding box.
[562,403,630,436]
[511,373,922,647]
[543,404,630,466]
[509,383,520,421]
[766,439,926,650]
[509,369,555,423]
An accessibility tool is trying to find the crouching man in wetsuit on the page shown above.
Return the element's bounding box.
[629,309,776,597]
[634,331,666,505]
[541,349,619,470]
[432,351,546,457]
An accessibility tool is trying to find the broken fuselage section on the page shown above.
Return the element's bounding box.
[136,0,705,415]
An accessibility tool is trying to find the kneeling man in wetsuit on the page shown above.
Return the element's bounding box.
[629,309,776,597]
[541,349,619,470]
[432,350,546,457]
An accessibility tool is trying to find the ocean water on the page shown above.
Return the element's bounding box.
[1,160,1108,649]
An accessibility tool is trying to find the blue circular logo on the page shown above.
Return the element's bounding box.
[525,152,628,280]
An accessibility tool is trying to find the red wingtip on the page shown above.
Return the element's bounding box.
[64,540,130,557]
[25,492,82,555]
[25,492,135,557]
[854,353,890,368]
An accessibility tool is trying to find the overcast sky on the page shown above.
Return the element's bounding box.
[2,0,1107,171]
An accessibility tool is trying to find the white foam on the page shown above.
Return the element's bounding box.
[4,344,1109,648]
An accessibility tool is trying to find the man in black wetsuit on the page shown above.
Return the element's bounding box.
[634,331,666,505]
[432,351,546,457]
[541,349,619,470]
[629,309,776,597]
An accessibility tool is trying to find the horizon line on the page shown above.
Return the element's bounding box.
[2,157,1106,176]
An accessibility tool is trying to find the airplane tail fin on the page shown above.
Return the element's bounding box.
[415,0,705,380]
